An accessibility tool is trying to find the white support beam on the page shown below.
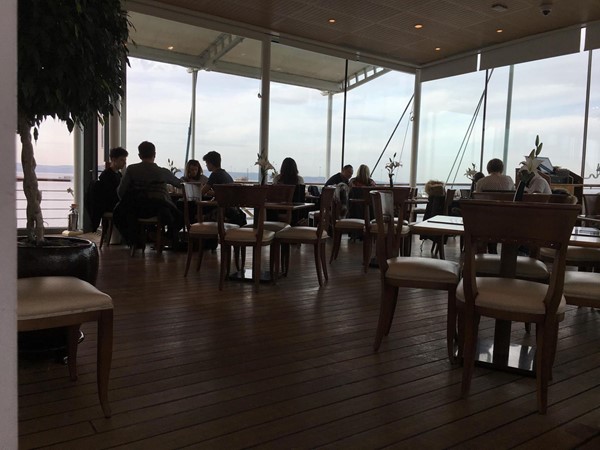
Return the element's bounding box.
[410,69,421,188]
[259,39,271,181]
[198,33,244,69]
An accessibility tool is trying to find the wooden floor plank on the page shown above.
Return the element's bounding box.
[17,236,600,449]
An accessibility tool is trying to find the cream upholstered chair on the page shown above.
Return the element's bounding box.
[275,186,334,286]
[458,200,579,414]
[182,182,239,277]
[263,184,296,232]
[329,183,365,263]
[370,191,461,362]
[539,245,600,272]
[366,186,412,271]
[18,276,114,417]
[563,271,600,308]
[214,184,274,293]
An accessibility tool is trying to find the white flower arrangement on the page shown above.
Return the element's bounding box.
[384,152,402,176]
[520,135,543,174]
[255,152,277,183]
[464,163,478,180]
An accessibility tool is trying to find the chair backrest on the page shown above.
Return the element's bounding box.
[444,189,456,215]
[213,184,269,237]
[316,187,335,237]
[472,191,551,203]
[181,182,204,228]
[265,184,295,224]
[460,200,579,314]
[371,190,401,273]
[583,193,600,215]
[332,183,350,220]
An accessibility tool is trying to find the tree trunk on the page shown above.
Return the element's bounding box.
[18,113,45,243]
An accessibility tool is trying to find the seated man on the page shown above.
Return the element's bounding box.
[89,146,128,231]
[475,158,515,192]
[113,141,183,248]
[325,164,353,186]
[525,171,552,194]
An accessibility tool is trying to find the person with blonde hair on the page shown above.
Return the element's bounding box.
[350,164,376,187]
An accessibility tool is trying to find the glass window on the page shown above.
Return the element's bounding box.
[585,49,600,187]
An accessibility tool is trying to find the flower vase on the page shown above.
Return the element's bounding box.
[388,174,394,188]
[513,171,534,201]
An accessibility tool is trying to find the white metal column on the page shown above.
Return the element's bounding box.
[259,39,271,173]
[410,69,421,188]
[191,69,198,159]
[109,101,121,150]
[120,61,127,150]
[73,126,85,229]
[326,92,333,178]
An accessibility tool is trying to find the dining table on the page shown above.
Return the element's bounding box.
[411,214,600,375]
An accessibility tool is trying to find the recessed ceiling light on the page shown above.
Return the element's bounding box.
[167,45,174,50]
[496,28,504,33]
[414,24,423,29]
[328,18,336,24]
[435,47,441,51]
[491,3,508,12]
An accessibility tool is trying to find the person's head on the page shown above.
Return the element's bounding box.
[355,164,371,184]
[486,158,504,174]
[109,147,128,170]
[138,141,156,161]
[203,151,221,171]
[184,159,202,180]
[279,157,300,184]
[472,171,485,184]
[341,164,353,181]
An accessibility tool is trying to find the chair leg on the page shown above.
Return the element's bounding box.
[97,309,113,418]
[269,243,277,284]
[330,229,342,263]
[320,242,328,281]
[155,223,163,255]
[253,245,261,293]
[184,238,194,277]
[67,325,80,381]
[446,289,458,364]
[363,234,372,273]
[196,239,205,272]
[313,242,323,286]
[219,244,229,290]
[99,217,107,249]
[461,311,480,397]
[282,244,290,276]
[373,284,399,351]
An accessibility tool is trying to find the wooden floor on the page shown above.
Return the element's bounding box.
[18,235,600,449]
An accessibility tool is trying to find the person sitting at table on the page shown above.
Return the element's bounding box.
[113,141,183,249]
[273,157,305,185]
[475,158,515,192]
[325,164,353,186]
[88,146,128,232]
[525,170,552,194]
[349,164,376,188]
[273,157,307,224]
[180,159,208,184]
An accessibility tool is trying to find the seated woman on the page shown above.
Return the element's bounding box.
[349,164,376,188]
[181,159,208,184]
[273,157,305,185]
[272,157,306,224]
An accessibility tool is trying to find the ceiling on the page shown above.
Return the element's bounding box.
[125,0,600,91]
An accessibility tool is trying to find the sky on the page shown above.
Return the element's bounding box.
[16,51,600,185]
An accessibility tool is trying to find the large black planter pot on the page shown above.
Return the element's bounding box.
[17,235,99,359]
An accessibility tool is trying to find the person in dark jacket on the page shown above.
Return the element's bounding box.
[89,146,128,231]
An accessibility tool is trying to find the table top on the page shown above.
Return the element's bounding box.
[196,199,315,211]
[412,215,600,249]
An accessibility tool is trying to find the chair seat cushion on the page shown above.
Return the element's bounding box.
[225,227,275,243]
[276,226,328,241]
[563,271,600,302]
[475,254,549,280]
[263,221,291,232]
[540,246,600,262]
[369,223,411,236]
[18,276,113,320]
[386,257,460,284]
[456,277,566,315]
[335,218,364,230]
[189,221,222,235]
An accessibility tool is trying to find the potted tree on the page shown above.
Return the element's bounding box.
[18,0,130,245]
[17,0,130,357]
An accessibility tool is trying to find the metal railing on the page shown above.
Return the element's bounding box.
[16,177,74,230]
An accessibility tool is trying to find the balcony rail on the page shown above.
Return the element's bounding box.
[16,177,73,230]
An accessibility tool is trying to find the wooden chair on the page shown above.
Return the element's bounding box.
[329,183,364,263]
[264,184,296,232]
[563,271,600,308]
[17,276,114,417]
[582,193,600,227]
[130,216,163,256]
[182,182,238,277]
[98,212,114,248]
[275,186,334,286]
[366,186,412,271]
[370,190,461,362]
[458,200,579,414]
[213,184,275,293]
